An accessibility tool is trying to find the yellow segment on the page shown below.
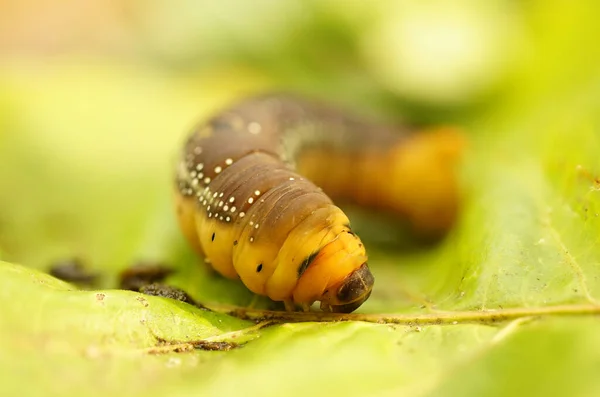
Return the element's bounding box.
[293,231,367,305]
[265,206,350,302]
[232,222,281,295]
[383,126,465,234]
[174,189,204,255]
[296,127,465,236]
[196,213,239,280]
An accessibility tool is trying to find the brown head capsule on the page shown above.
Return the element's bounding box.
[319,263,374,313]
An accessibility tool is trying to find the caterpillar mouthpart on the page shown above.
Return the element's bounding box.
[319,263,374,313]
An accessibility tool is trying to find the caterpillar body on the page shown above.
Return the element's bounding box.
[174,93,464,313]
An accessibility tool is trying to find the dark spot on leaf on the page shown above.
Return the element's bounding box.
[140,283,208,310]
[191,341,239,351]
[150,337,238,353]
[256,263,263,273]
[233,240,238,246]
[48,258,98,287]
[212,232,215,242]
[136,296,149,307]
[119,261,174,291]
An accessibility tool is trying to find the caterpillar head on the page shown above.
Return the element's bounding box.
[319,263,374,313]
[293,227,374,313]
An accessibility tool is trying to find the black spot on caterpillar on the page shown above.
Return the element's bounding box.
[174,92,465,313]
[297,251,319,278]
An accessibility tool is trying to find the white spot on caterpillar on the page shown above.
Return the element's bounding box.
[213,192,218,198]
[219,216,224,221]
[254,190,261,196]
[250,237,254,242]
[194,147,202,155]
[207,205,211,211]
[196,163,204,171]
[208,213,212,218]
[254,223,259,229]
[229,197,235,203]
[226,216,231,222]
[218,201,224,207]
[249,221,254,226]
[239,212,245,218]
[204,177,211,184]
[190,171,197,178]
[225,158,233,165]
[248,197,254,204]
[198,172,204,179]
[289,177,295,181]
[230,206,236,213]
[219,193,224,197]
[223,205,229,211]
[214,166,222,174]
[248,122,262,134]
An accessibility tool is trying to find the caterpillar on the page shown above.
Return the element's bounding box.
[174,93,464,313]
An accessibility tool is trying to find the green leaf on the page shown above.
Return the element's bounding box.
[2,1,600,396]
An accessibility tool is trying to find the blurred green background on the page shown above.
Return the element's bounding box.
[0,0,553,282]
[2,1,600,396]
[0,0,530,299]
